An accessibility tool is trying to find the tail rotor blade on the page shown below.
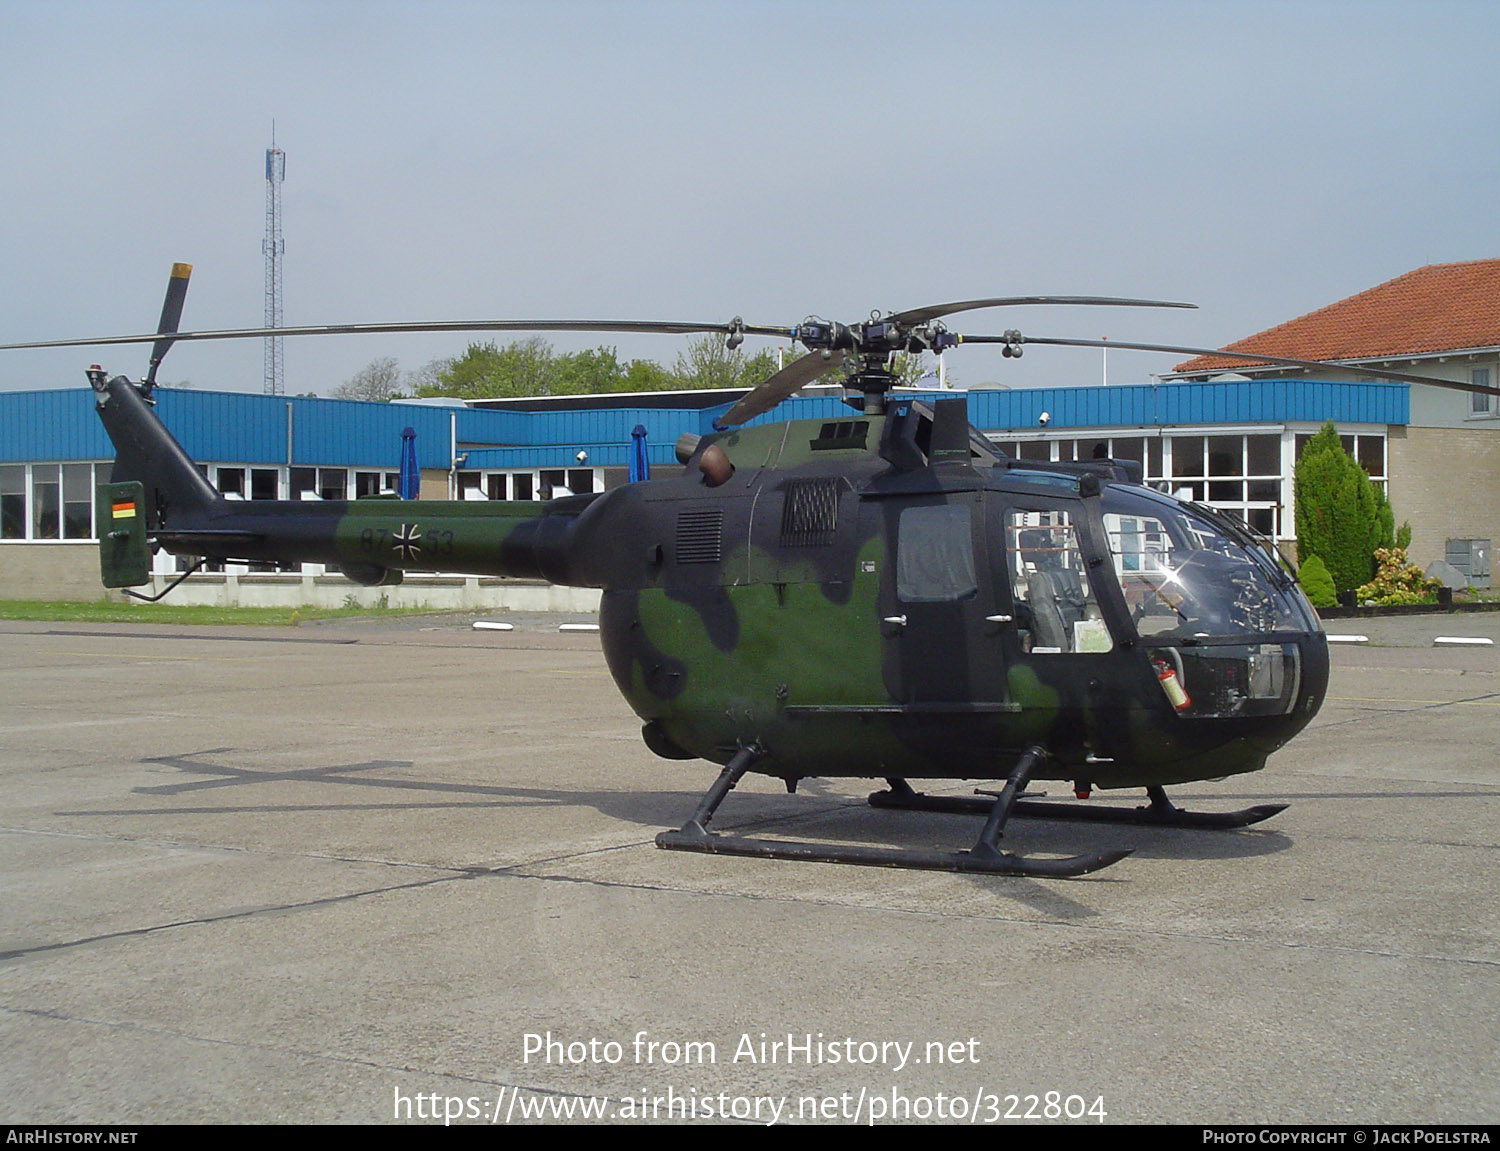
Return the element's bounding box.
[144,262,192,387]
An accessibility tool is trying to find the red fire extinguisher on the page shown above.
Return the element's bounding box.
[1153,658,1191,712]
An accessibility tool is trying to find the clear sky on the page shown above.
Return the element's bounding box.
[2,0,1497,396]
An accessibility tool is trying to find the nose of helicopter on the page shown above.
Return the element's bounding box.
[1294,630,1331,724]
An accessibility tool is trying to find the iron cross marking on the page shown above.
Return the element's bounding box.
[392,522,422,562]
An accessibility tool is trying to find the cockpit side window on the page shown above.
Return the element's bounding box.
[1006,509,1113,653]
[1102,508,1188,636]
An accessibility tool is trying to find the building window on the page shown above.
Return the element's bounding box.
[445,468,601,502]
[1016,440,1050,462]
[994,432,1302,545]
[1471,368,1492,417]
[32,466,60,540]
[2,465,27,539]
[62,464,93,538]
[251,469,279,500]
[1294,431,1386,481]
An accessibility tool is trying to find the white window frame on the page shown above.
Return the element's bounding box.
[1469,368,1493,418]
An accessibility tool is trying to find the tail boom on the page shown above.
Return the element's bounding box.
[91,373,605,590]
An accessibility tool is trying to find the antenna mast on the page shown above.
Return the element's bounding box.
[262,127,286,395]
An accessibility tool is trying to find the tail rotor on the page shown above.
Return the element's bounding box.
[143,262,192,391]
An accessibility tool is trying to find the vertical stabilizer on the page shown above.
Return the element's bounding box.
[96,480,151,587]
[89,370,222,531]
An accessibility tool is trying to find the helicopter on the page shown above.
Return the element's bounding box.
[10,265,1493,878]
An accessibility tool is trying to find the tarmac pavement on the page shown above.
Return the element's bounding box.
[0,612,1496,1125]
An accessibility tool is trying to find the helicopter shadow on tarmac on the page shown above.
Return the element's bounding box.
[67,746,1294,872]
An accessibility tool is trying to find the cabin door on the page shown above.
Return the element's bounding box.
[877,492,1008,706]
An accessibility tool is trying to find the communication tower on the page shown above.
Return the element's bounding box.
[262,132,286,395]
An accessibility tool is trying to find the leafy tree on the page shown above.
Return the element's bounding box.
[1294,422,1384,593]
[671,336,779,391]
[334,356,404,402]
[405,357,448,395]
[419,338,557,399]
[554,347,625,395]
[616,358,679,392]
[740,347,782,388]
[415,334,789,399]
[337,335,968,404]
[889,351,953,388]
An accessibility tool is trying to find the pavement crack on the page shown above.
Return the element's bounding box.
[0,870,481,962]
[1316,690,1500,730]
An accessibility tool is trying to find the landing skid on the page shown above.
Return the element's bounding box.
[655,746,1131,879]
[869,780,1287,830]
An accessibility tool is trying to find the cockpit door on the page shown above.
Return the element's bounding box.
[1002,502,1118,658]
[875,492,1009,705]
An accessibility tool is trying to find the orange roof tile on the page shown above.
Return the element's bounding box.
[1173,259,1500,374]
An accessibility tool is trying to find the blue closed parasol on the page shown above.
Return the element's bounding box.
[398,426,419,500]
[628,424,649,484]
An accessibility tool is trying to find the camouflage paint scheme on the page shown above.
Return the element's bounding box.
[95,374,1328,794]
[593,418,1327,790]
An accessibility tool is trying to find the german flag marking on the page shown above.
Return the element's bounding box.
[111,501,137,519]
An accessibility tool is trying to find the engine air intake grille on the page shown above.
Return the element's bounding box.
[676,508,724,564]
[780,478,840,548]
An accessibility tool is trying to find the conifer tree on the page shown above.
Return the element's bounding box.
[1294,422,1382,593]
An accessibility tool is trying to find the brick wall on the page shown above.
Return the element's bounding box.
[0,543,108,601]
[1387,426,1500,577]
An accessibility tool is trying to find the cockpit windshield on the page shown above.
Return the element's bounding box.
[1100,486,1317,641]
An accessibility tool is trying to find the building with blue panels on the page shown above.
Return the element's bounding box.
[7,261,1494,603]
[0,372,1444,606]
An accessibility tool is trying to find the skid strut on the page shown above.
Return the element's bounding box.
[656,745,1130,878]
[870,779,1287,830]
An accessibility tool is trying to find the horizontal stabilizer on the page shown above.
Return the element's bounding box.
[152,530,267,557]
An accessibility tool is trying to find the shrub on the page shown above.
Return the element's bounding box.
[1373,485,1396,553]
[1297,554,1338,608]
[1355,547,1442,606]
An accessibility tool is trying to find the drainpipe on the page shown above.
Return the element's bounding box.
[448,411,457,500]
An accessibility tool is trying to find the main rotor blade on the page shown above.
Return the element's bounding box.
[144,262,192,387]
[960,333,1500,396]
[714,351,844,429]
[0,317,794,352]
[885,296,1197,327]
